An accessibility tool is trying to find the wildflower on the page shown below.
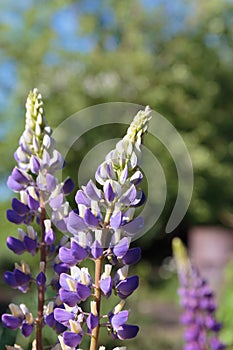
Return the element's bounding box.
[173,238,226,350]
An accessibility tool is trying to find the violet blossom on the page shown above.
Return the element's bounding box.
[173,237,226,350]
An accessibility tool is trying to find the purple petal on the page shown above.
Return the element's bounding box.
[84,208,98,227]
[54,308,74,327]
[45,228,55,245]
[7,209,25,224]
[75,190,91,206]
[110,211,122,230]
[91,240,103,259]
[117,275,139,299]
[111,310,129,329]
[7,237,25,255]
[117,324,139,340]
[27,194,40,211]
[59,289,79,307]
[86,313,98,331]
[67,211,87,234]
[49,193,63,210]
[71,241,88,262]
[130,170,143,185]
[55,321,67,334]
[184,325,200,342]
[63,332,83,347]
[2,314,21,329]
[122,247,141,265]
[36,272,46,286]
[53,263,69,275]
[7,176,24,191]
[104,182,115,202]
[123,217,144,236]
[85,180,102,201]
[113,237,129,259]
[100,276,112,297]
[4,271,18,288]
[63,178,75,195]
[46,174,57,192]
[11,167,29,183]
[24,236,37,255]
[14,269,30,286]
[59,247,77,266]
[59,273,74,290]
[120,185,137,205]
[210,337,226,350]
[131,190,146,207]
[22,322,34,337]
[76,283,91,301]
[119,166,128,184]
[12,198,29,215]
[30,155,40,174]
[45,312,55,328]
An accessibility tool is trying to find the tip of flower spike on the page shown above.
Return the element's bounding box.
[125,106,152,142]
[172,237,190,275]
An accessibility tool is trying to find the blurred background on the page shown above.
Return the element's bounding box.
[0,0,232,349]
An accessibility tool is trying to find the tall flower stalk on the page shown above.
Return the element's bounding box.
[2,88,151,350]
[173,238,226,350]
[3,89,74,350]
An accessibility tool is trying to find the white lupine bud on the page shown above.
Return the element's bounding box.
[18,228,26,241]
[70,266,81,280]
[117,265,129,280]
[80,267,91,285]
[112,300,126,314]
[102,264,112,278]
[43,134,51,149]
[91,301,98,316]
[44,219,52,232]
[6,345,24,350]
[37,113,43,125]
[27,226,37,239]
[35,122,41,136]
[69,319,82,334]
[9,304,24,318]
[19,303,30,315]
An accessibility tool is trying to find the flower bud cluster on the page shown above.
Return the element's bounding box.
[173,238,225,350]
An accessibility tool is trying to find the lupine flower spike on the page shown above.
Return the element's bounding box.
[56,106,151,350]
[172,238,226,350]
[2,89,74,350]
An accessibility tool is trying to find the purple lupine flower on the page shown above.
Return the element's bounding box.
[59,267,92,307]
[109,310,139,340]
[100,264,113,298]
[173,238,226,350]
[59,238,88,266]
[4,261,31,293]
[2,303,34,337]
[44,301,67,334]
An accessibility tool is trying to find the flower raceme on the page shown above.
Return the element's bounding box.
[173,238,226,350]
[2,88,151,350]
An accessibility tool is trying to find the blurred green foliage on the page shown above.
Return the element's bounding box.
[0,0,233,349]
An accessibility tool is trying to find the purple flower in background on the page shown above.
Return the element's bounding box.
[173,238,226,350]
